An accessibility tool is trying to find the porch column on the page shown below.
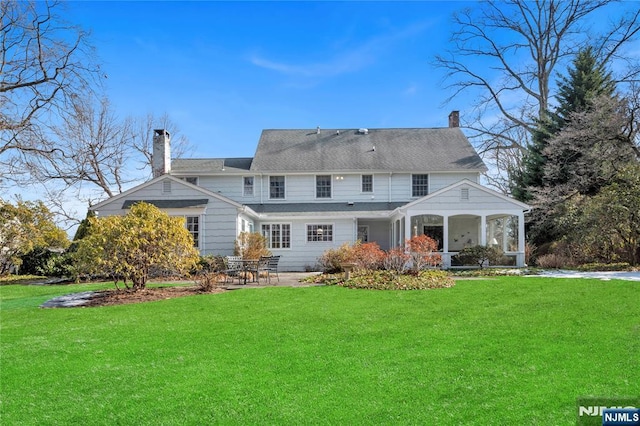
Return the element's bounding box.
[518,212,526,267]
[442,215,449,252]
[442,214,450,269]
[480,215,487,246]
[405,214,413,243]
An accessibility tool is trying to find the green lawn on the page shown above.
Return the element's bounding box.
[1,277,638,425]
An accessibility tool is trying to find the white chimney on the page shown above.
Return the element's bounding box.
[152,129,171,178]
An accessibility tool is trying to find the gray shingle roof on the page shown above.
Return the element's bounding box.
[171,158,252,174]
[246,202,406,214]
[122,199,209,209]
[249,128,486,173]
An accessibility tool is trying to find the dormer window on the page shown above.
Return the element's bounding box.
[184,177,198,186]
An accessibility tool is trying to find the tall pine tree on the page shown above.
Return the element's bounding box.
[511,47,616,202]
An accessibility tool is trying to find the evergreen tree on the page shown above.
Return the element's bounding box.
[511,47,616,202]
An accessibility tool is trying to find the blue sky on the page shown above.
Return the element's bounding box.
[65,1,472,158]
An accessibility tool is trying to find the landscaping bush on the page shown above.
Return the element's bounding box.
[455,245,503,269]
[234,232,271,259]
[194,256,225,292]
[337,270,454,290]
[536,253,575,269]
[352,242,385,271]
[383,247,410,273]
[316,242,354,273]
[19,248,74,277]
[406,235,441,272]
[577,262,632,272]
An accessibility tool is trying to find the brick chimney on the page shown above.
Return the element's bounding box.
[448,110,460,128]
[152,129,171,178]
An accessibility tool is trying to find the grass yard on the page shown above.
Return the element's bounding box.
[1,277,638,425]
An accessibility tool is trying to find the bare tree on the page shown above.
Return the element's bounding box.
[0,0,100,181]
[132,112,193,179]
[435,0,640,189]
[29,95,138,205]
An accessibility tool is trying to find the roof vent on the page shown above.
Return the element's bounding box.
[358,128,368,134]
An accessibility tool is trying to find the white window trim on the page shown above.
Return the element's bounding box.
[305,223,335,243]
[411,173,430,198]
[268,175,287,200]
[315,174,333,199]
[361,174,374,193]
[261,222,292,250]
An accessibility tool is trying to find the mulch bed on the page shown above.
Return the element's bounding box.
[83,285,226,307]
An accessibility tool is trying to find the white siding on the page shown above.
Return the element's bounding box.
[194,172,479,205]
[430,173,479,192]
[411,185,522,215]
[93,178,241,257]
[260,218,355,271]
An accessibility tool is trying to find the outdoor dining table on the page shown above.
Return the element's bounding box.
[238,259,260,284]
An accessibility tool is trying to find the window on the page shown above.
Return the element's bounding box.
[184,177,198,185]
[185,216,199,248]
[243,176,254,196]
[316,175,332,198]
[261,224,291,249]
[269,176,285,199]
[361,175,373,193]
[412,174,429,197]
[307,224,333,242]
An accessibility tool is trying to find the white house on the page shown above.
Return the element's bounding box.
[92,112,531,271]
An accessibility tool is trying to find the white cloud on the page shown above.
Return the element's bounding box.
[248,21,432,80]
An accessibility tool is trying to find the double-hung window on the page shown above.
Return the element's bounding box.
[316,175,332,198]
[243,176,254,196]
[412,174,429,197]
[361,175,373,193]
[185,216,200,248]
[261,224,291,249]
[269,176,285,199]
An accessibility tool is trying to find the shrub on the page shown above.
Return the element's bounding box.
[455,245,503,269]
[406,235,441,272]
[194,256,225,292]
[577,262,631,272]
[338,270,455,290]
[234,232,271,259]
[317,242,354,273]
[535,253,574,269]
[352,242,385,271]
[383,247,410,273]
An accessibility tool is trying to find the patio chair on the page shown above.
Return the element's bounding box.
[258,255,280,284]
[224,256,243,284]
